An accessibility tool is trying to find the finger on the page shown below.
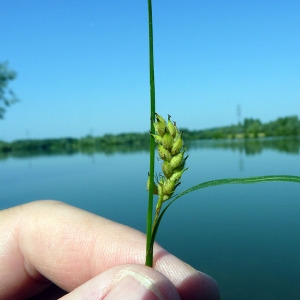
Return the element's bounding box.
[60,264,181,300]
[0,200,220,299]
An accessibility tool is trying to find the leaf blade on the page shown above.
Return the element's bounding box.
[149,175,300,249]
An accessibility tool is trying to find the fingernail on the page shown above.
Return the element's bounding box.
[104,272,165,300]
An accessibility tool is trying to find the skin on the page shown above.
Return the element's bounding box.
[0,200,220,299]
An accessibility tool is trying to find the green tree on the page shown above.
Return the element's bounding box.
[263,116,300,136]
[0,62,19,119]
[243,118,262,137]
[276,116,299,136]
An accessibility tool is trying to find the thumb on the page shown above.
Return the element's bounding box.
[60,264,181,300]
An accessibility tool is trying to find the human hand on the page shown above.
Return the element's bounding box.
[0,200,220,299]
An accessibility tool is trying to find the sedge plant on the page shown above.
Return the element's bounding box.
[145,0,300,267]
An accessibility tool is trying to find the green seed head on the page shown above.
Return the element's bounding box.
[162,161,173,178]
[154,113,167,136]
[158,144,172,161]
[170,152,184,169]
[162,179,176,196]
[147,113,188,205]
[161,133,173,150]
[151,133,162,144]
[170,168,187,183]
[167,115,177,138]
[173,156,188,172]
[171,135,183,155]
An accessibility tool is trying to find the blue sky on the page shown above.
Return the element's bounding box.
[1,0,299,141]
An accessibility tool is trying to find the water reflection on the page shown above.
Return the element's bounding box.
[187,137,300,155]
[0,137,299,161]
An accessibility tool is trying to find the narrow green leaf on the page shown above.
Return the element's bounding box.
[150,175,300,250]
[173,175,300,202]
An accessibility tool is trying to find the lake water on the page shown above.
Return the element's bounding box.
[1,138,300,299]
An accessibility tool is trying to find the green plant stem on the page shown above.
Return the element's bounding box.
[145,0,156,267]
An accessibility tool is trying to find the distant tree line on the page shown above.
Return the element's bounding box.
[0,133,150,157]
[183,115,300,140]
[189,136,300,156]
[0,115,299,156]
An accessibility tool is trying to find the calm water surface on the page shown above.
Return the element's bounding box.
[1,138,300,299]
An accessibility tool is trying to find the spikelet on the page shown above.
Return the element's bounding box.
[147,113,188,202]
